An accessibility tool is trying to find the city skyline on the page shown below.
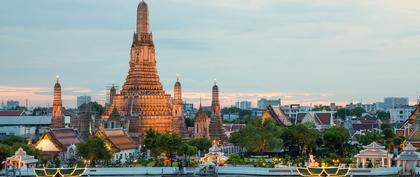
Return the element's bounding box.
[1,0,420,108]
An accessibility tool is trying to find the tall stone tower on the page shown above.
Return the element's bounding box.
[51,76,63,128]
[107,0,183,139]
[172,76,187,137]
[209,81,228,143]
[194,102,210,139]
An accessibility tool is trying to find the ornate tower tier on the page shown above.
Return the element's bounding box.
[108,0,183,139]
[209,81,228,143]
[172,76,188,138]
[51,76,63,128]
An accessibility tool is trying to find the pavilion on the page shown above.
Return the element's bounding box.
[354,142,393,168]
[3,147,38,170]
[395,143,420,175]
[200,141,228,166]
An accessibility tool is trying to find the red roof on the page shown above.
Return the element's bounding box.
[0,110,24,116]
[50,128,82,149]
[297,113,306,122]
[315,113,332,125]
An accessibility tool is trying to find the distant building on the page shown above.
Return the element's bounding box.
[6,100,19,110]
[0,110,25,116]
[1,100,5,110]
[77,96,91,108]
[251,108,264,117]
[235,101,252,110]
[384,97,409,109]
[345,102,377,112]
[281,104,312,124]
[223,113,239,122]
[257,98,281,109]
[390,107,415,123]
[0,116,50,137]
[183,102,195,119]
[296,111,335,130]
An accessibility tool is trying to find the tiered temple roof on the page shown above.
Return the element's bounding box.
[105,0,184,139]
[35,128,82,154]
[95,128,138,153]
[262,105,292,126]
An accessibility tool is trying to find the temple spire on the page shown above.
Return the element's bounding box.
[137,0,150,33]
[51,76,63,128]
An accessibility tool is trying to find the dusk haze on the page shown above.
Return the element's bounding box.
[0,1,420,177]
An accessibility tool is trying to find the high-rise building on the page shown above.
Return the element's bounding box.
[104,1,185,139]
[257,98,281,109]
[235,100,252,110]
[77,96,91,108]
[51,76,63,128]
[6,100,19,110]
[384,97,409,109]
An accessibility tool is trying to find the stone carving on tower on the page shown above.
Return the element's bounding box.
[194,101,210,139]
[209,81,228,143]
[105,0,184,140]
[51,76,63,128]
[172,76,188,138]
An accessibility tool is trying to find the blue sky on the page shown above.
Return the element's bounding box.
[0,0,419,108]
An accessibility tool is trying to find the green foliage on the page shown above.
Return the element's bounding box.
[184,118,194,127]
[376,111,391,120]
[221,107,252,117]
[282,122,320,158]
[76,137,111,167]
[188,138,211,153]
[32,107,49,116]
[0,136,40,167]
[78,101,105,116]
[226,154,245,166]
[323,126,350,156]
[230,118,283,153]
[142,129,184,166]
[336,107,366,119]
[357,131,383,145]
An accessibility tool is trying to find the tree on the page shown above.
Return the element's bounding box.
[77,137,111,167]
[357,131,383,145]
[188,138,211,154]
[142,129,184,166]
[323,126,350,156]
[226,154,244,166]
[78,101,105,116]
[230,118,283,153]
[282,122,320,158]
[376,111,390,120]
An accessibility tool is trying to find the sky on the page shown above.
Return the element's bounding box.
[0,0,419,108]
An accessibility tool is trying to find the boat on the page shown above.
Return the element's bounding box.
[33,166,86,177]
[297,166,350,177]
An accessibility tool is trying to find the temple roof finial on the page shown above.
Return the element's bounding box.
[56,75,59,83]
[176,73,180,82]
[214,78,217,85]
[137,0,150,33]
